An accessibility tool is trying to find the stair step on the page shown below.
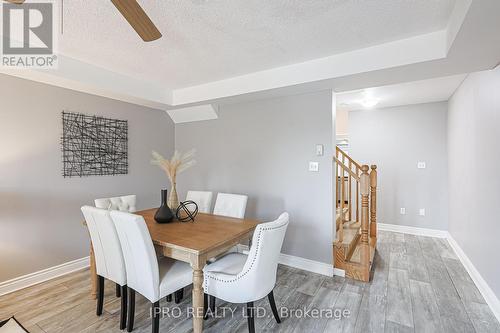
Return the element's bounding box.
[334,220,361,262]
[347,238,376,266]
[335,207,349,230]
[337,221,360,245]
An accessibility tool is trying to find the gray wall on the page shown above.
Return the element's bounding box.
[0,74,175,282]
[175,91,334,264]
[448,67,500,300]
[349,102,448,230]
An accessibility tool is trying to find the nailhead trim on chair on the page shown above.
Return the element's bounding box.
[204,221,288,288]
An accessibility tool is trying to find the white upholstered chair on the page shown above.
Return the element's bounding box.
[213,193,248,218]
[203,212,289,333]
[208,193,249,259]
[186,191,213,213]
[81,206,128,330]
[110,211,193,333]
[94,194,136,298]
[95,195,137,213]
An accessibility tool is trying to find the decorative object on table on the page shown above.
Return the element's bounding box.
[0,316,30,332]
[154,189,175,224]
[61,111,128,177]
[176,200,199,222]
[151,149,196,211]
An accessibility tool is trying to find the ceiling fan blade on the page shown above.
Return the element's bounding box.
[111,0,162,42]
[4,0,26,4]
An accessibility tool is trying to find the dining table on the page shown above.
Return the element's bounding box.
[84,208,260,333]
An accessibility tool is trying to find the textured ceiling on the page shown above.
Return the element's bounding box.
[59,0,455,89]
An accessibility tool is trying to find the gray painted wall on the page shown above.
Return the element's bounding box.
[448,68,500,300]
[349,102,448,230]
[175,91,334,264]
[0,74,175,282]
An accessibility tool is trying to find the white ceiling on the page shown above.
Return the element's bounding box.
[336,74,467,111]
[3,0,500,110]
[59,0,456,89]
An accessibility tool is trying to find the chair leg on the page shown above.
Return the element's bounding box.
[209,295,216,315]
[203,293,209,320]
[152,301,160,333]
[120,285,128,330]
[127,288,136,332]
[116,283,121,297]
[174,289,182,304]
[166,294,172,302]
[96,275,104,316]
[268,290,281,324]
[246,302,255,333]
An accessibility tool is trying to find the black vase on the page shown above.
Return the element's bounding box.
[154,189,174,223]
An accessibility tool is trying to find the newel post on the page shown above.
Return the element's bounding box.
[370,165,377,240]
[360,165,370,271]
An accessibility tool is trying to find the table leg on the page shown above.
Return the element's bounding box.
[90,242,97,300]
[191,259,205,333]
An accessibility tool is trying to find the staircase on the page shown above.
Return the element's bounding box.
[333,146,377,282]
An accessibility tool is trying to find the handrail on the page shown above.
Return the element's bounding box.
[334,157,360,181]
[336,146,361,170]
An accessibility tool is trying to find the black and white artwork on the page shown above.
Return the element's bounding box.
[61,111,128,177]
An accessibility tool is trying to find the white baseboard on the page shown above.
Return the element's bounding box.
[378,223,448,238]
[236,245,335,277]
[447,236,500,323]
[278,252,334,277]
[0,257,90,297]
[333,268,346,277]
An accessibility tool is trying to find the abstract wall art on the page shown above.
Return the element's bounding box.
[61,111,128,177]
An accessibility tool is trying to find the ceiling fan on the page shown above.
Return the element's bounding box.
[3,0,162,42]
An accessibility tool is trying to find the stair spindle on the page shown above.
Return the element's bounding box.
[370,165,377,242]
[340,162,346,240]
[360,165,370,281]
[348,160,352,221]
[335,159,339,209]
[356,173,359,223]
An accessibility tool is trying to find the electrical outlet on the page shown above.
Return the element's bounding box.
[417,162,426,169]
[316,144,324,156]
[419,208,426,216]
[309,161,319,172]
[400,208,406,215]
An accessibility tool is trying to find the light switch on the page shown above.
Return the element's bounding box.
[400,208,406,215]
[417,162,426,169]
[316,144,324,156]
[419,208,426,216]
[309,161,319,172]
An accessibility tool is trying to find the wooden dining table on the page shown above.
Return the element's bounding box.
[85,208,259,333]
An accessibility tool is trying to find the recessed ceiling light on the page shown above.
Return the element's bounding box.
[360,99,379,108]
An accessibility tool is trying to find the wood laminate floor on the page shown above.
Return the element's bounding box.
[1,231,499,332]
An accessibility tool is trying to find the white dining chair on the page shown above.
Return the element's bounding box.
[186,191,213,213]
[110,210,193,333]
[81,206,128,330]
[94,194,136,298]
[95,195,137,212]
[211,193,249,258]
[213,193,248,218]
[203,212,289,333]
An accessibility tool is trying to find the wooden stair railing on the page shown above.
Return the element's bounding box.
[334,146,377,282]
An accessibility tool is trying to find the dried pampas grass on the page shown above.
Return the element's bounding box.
[151,149,196,185]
